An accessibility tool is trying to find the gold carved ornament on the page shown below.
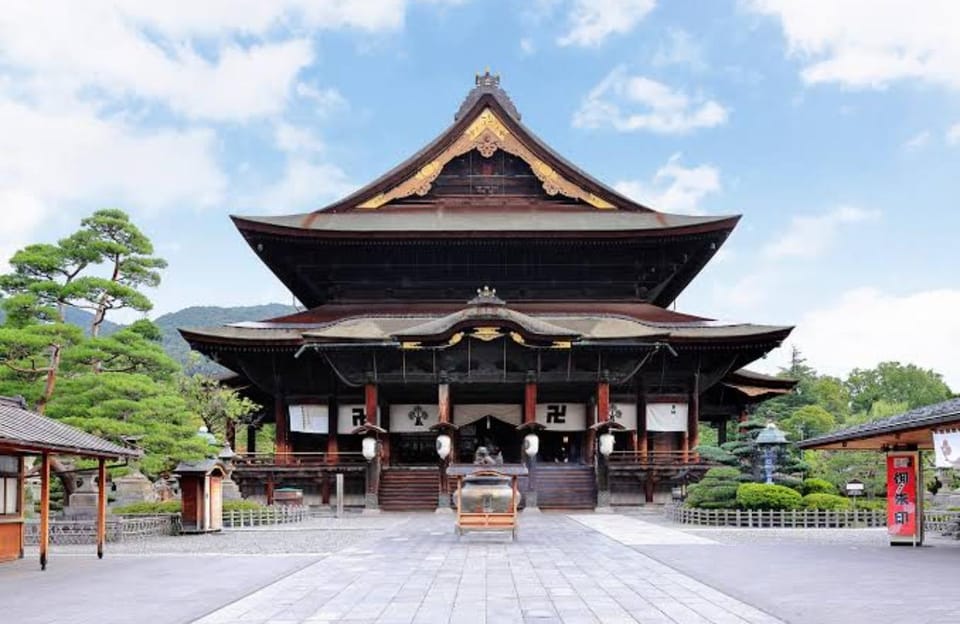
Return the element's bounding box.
[358,108,615,209]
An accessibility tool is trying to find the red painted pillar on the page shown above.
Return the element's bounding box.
[274,398,290,465]
[688,375,700,461]
[326,397,338,465]
[364,383,378,426]
[597,379,610,424]
[524,377,537,425]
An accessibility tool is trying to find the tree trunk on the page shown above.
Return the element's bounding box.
[36,344,61,415]
[51,456,77,501]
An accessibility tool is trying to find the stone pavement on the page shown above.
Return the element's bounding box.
[194,513,781,624]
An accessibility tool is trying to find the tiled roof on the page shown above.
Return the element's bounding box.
[799,397,960,449]
[0,396,140,458]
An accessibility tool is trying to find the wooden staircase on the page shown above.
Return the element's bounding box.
[379,467,439,511]
[533,464,597,510]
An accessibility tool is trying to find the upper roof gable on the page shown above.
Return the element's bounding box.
[311,72,654,218]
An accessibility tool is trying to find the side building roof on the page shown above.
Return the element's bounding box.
[799,397,960,451]
[0,396,140,458]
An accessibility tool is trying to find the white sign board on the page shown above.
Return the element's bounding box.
[607,402,638,430]
[389,404,439,433]
[453,404,522,427]
[535,403,587,431]
[336,404,368,434]
[288,404,329,434]
[933,430,960,468]
[645,402,688,432]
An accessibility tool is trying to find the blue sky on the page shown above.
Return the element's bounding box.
[1,1,959,386]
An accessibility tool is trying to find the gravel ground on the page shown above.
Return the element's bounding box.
[23,512,412,555]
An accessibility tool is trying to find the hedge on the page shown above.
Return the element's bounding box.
[802,493,851,510]
[113,499,264,515]
[736,483,802,510]
[686,467,745,509]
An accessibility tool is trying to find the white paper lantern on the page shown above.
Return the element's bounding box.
[362,436,378,461]
[435,434,452,460]
[599,432,615,457]
[523,433,540,458]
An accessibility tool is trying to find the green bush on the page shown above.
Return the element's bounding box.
[802,493,851,510]
[801,478,837,495]
[113,499,265,515]
[852,498,887,511]
[686,467,745,509]
[736,483,802,510]
[773,475,804,491]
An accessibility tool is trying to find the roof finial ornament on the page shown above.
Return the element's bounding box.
[469,285,505,306]
[457,69,518,121]
[476,68,500,88]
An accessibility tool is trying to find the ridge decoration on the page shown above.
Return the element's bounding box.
[358,108,615,210]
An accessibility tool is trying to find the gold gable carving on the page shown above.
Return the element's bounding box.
[358,108,616,209]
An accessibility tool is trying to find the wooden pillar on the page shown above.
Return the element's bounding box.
[97,458,107,559]
[39,452,50,570]
[364,382,377,426]
[18,456,25,559]
[688,375,700,461]
[718,417,728,445]
[225,418,236,451]
[438,379,450,424]
[320,474,330,505]
[246,424,257,454]
[524,376,537,425]
[274,398,290,465]
[326,396,339,465]
[265,477,275,505]
[638,391,648,462]
[597,378,610,424]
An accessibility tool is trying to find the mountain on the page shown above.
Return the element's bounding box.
[154,303,297,375]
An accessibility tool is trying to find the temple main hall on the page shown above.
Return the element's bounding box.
[181,72,794,510]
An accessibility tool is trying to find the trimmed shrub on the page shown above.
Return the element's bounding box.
[736,483,802,510]
[773,474,804,491]
[853,499,887,511]
[802,493,851,510]
[113,499,265,515]
[686,466,745,509]
[801,478,837,496]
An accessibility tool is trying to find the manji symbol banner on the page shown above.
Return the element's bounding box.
[886,453,919,543]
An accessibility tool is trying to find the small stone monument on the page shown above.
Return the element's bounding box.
[218,444,242,502]
[64,470,100,519]
[113,468,158,507]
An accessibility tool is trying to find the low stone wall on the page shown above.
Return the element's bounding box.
[24,514,180,545]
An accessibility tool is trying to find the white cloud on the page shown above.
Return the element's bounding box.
[255,160,356,214]
[0,1,425,123]
[903,131,931,151]
[652,28,707,70]
[766,288,960,389]
[762,205,878,259]
[275,123,327,155]
[573,67,728,134]
[520,38,536,55]
[614,154,721,214]
[946,123,960,146]
[745,0,960,90]
[557,0,656,47]
[0,191,50,272]
[296,83,349,116]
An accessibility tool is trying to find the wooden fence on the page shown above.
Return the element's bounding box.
[221,505,308,528]
[665,505,887,528]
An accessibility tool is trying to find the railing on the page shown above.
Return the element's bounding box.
[665,505,887,528]
[234,452,367,467]
[222,505,308,528]
[24,515,179,545]
[924,510,960,533]
[607,450,712,467]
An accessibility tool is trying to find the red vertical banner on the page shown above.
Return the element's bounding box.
[886,452,920,544]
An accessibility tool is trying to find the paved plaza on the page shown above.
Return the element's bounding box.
[2,511,958,624]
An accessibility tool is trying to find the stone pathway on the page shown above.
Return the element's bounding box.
[569,514,718,546]
[193,513,781,624]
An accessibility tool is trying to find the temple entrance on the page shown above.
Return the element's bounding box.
[456,416,521,463]
[391,433,437,465]
[538,431,584,464]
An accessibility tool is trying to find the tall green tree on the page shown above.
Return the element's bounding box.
[846,361,952,414]
[0,209,205,483]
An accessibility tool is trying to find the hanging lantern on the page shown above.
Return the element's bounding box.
[362,436,378,461]
[436,433,452,460]
[523,433,539,458]
[599,432,615,457]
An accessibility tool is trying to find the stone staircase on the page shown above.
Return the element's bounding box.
[533,464,597,510]
[379,467,439,511]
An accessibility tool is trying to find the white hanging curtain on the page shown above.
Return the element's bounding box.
[288,404,329,434]
[608,402,638,430]
[933,430,960,468]
[389,404,439,433]
[453,404,522,426]
[645,402,688,432]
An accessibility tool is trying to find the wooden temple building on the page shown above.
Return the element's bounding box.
[181,72,794,510]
